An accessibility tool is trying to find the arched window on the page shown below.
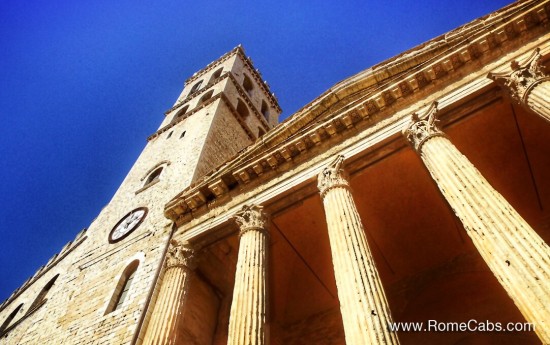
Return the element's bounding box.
[243,75,253,95]
[174,105,189,121]
[209,68,223,84]
[236,99,249,119]
[189,80,203,94]
[105,260,139,314]
[261,100,269,120]
[144,167,162,186]
[27,274,59,314]
[0,304,23,334]
[199,90,214,105]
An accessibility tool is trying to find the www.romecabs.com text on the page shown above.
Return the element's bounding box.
[388,319,535,332]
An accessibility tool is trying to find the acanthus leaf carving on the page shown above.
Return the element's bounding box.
[489,48,547,104]
[403,102,446,152]
[234,205,269,236]
[317,155,350,197]
[165,239,196,270]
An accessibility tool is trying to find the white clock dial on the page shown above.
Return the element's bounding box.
[109,208,147,243]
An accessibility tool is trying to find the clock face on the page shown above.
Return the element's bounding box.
[109,207,147,243]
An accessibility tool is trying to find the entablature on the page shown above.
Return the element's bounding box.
[164,0,550,232]
[166,77,506,240]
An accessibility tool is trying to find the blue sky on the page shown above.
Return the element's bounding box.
[0,0,513,302]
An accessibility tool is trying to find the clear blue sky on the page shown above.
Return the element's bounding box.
[0,0,513,302]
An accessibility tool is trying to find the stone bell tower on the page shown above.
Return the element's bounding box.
[0,46,280,345]
[148,45,281,187]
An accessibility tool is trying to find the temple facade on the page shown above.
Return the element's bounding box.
[1,0,550,344]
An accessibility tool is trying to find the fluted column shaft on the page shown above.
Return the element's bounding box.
[525,81,550,121]
[404,103,550,343]
[318,156,400,345]
[227,205,270,345]
[142,240,195,345]
[489,48,550,123]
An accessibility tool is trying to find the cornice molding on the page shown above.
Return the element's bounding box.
[150,71,269,141]
[170,84,504,240]
[150,94,255,143]
[164,0,549,225]
[165,71,230,115]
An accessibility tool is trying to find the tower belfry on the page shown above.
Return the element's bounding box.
[148,45,281,186]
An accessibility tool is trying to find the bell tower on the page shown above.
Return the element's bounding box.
[147,45,281,187]
[0,46,280,345]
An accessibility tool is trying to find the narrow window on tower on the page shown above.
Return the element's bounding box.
[166,131,173,139]
[173,105,189,123]
[189,80,203,94]
[26,274,59,315]
[180,131,186,139]
[199,90,214,105]
[0,304,23,335]
[105,260,139,314]
[261,100,269,120]
[243,74,253,96]
[144,167,163,187]
[209,68,223,84]
[236,99,249,119]
[136,163,170,194]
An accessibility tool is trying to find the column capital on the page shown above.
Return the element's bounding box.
[317,155,349,197]
[165,239,196,270]
[228,204,270,345]
[489,48,548,104]
[234,205,270,237]
[403,102,446,152]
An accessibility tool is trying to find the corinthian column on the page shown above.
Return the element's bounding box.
[489,48,550,122]
[318,156,400,345]
[227,205,270,345]
[404,103,550,343]
[142,240,196,345]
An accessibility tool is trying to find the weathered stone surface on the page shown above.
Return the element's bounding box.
[141,240,195,345]
[318,156,400,345]
[405,107,550,343]
[227,205,270,345]
[489,48,550,123]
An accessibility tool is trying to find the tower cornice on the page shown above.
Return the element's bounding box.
[149,71,270,141]
[148,91,256,142]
